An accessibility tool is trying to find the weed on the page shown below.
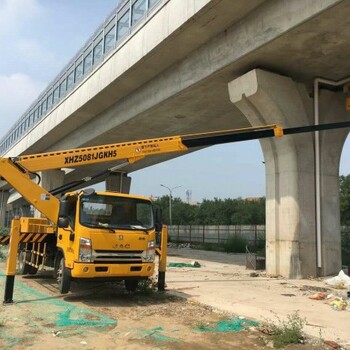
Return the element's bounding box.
[0,247,7,261]
[191,235,248,253]
[192,242,224,252]
[263,311,306,348]
[0,227,9,235]
[222,235,247,253]
[195,321,210,330]
[137,278,156,295]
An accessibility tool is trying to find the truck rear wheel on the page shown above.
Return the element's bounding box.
[18,250,37,275]
[56,256,71,294]
[124,279,139,292]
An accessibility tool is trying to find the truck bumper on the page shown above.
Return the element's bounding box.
[70,262,155,278]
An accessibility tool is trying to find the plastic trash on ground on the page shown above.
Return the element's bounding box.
[309,292,327,300]
[328,298,348,311]
[325,270,350,289]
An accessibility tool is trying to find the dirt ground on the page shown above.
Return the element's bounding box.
[0,248,349,349]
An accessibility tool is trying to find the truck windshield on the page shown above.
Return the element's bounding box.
[80,194,154,230]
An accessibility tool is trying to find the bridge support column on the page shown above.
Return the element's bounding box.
[21,204,31,217]
[40,170,65,191]
[228,69,347,278]
[35,170,65,218]
[317,89,349,276]
[0,191,10,227]
[105,172,131,194]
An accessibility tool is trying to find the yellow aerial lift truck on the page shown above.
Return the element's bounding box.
[1,120,350,303]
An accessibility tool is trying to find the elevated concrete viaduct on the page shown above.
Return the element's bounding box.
[2,0,350,278]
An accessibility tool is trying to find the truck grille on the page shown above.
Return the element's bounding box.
[93,250,143,264]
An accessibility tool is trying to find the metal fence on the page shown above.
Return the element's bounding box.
[168,225,265,244]
[168,225,350,244]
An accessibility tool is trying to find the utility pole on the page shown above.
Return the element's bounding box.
[160,184,181,225]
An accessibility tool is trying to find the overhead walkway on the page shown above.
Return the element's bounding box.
[0,0,161,155]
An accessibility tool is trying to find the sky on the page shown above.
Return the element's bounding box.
[0,0,349,202]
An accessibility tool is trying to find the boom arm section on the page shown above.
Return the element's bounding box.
[13,120,350,173]
[0,124,282,222]
[0,158,59,222]
[15,124,282,172]
[2,120,350,221]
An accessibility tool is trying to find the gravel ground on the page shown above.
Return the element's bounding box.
[0,248,348,349]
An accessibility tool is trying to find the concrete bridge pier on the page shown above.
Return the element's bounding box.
[105,172,131,194]
[0,191,9,227]
[34,170,65,218]
[317,89,349,276]
[228,69,347,278]
[40,170,65,192]
[5,199,32,227]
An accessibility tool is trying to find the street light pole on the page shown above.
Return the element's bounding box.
[160,184,181,225]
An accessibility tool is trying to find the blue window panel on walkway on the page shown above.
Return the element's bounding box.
[66,71,75,92]
[93,40,103,65]
[117,11,130,41]
[53,87,59,104]
[75,62,83,82]
[47,94,53,110]
[41,99,47,114]
[60,80,66,97]
[84,51,93,74]
[104,26,115,53]
[132,0,146,26]
[149,0,159,9]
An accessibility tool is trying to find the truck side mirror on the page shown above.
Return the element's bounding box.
[82,188,95,196]
[154,207,163,232]
[59,200,68,217]
[59,194,77,221]
[58,217,69,228]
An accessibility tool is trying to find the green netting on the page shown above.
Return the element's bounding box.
[167,261,201,268]
[134,327,180,343]
[197,318,259,333]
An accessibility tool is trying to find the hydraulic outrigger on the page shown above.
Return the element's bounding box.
[1,120,350,303]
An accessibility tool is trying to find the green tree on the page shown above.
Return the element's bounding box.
[340,175,350,225]
[153,195,265,225]
[340,175,350,265]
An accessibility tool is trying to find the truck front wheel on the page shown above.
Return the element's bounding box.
[56,256,71,294]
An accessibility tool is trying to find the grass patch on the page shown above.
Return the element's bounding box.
[263,311,305,348]
[0,227,9,235]
[195,321,210,331]
[222,235,248,253]
[0,247,7,261]
[195,242,224,252]
[190,235,250,254]
[341,229,350,265]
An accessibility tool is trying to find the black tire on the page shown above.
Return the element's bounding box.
[18,248,39,275]
[56,256,71,294]
[28,265,38,275]
[124,279,139,292]
[18,250,30,275]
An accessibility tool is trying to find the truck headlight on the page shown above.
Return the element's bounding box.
[79,237,92,262]
[141,240,156,262]
[147,240,156,249]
